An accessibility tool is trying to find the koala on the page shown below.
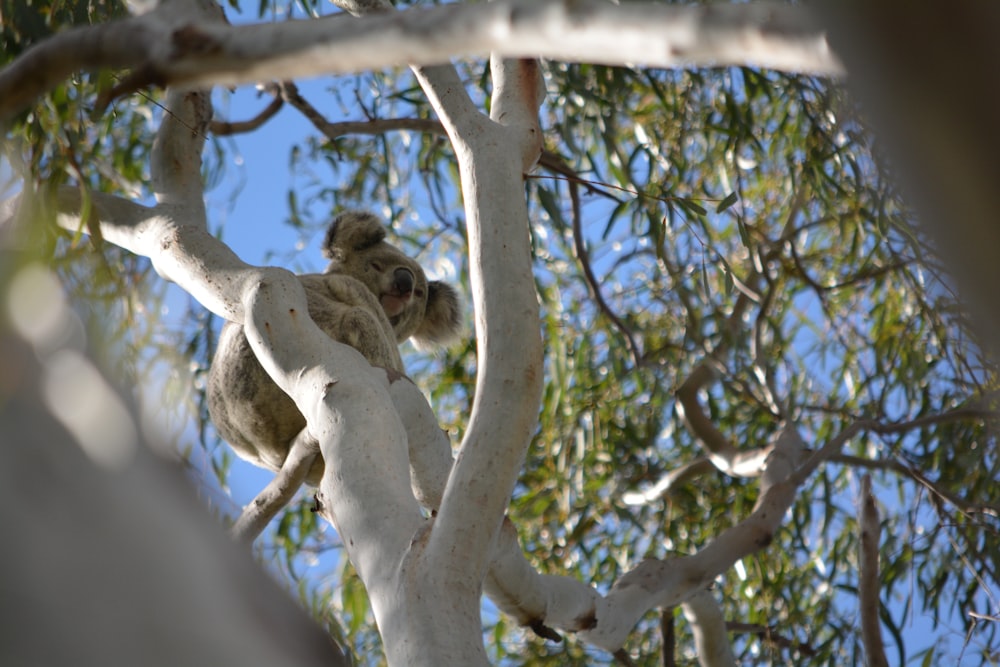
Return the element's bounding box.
[207,211,462,486]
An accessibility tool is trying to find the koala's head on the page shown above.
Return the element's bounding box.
[322,211,462,347]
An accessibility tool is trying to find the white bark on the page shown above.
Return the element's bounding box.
[388,377,455,510]
[31,81,435,662]
[2,273,348,666]
[413,55,545,587]
[0,0,841,121]
[675,358,775,479]
[3,0,545,656]
[230,429,318,542]
[471,416,920,652]
[243,273,430,664]
[371,55,546,662]
[682,590,737,667]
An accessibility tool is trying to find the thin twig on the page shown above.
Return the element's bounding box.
[566,171,644,366]
[792,406,992,487]
[661,608,675,667]
[828,452,1000,518]
[210,85,284,135]
[280,80,446,141]
[725,622,816,656]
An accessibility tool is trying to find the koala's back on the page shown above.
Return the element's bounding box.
[207,273,403,485]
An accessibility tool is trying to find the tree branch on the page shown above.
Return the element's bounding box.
[681,590,736,667]
[278,80,447,141]
[830,452,1000,519]
[0,16,157,121]
[230,428,318,543]
[725,622,815,656]
[857,474,889,667]
[492,410,969,652]
[210,85,284,136]
[661,608,676,667]
[0,0,842,122]
[31,85,428,663]
[407,56,545,659]
[676,361,774,477]
[621,457,717,506]
[0,330,351,667]
[568,173,644,366]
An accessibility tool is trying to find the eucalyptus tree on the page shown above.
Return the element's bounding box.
[1,0,996,665]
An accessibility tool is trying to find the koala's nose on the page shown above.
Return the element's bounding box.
[393,267,415,296]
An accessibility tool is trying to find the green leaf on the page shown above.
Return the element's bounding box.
[678,198,708,217]
[716,191,738,213]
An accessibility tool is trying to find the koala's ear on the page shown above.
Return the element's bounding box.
[322,211,387,260]
[412,281,463,349]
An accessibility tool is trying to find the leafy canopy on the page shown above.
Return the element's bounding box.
[3,0,997,665]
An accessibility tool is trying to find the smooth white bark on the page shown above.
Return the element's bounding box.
[0,332,350,667]
[682,590,737,667]
[373,56,545,663]
[241,272,430,664]
[0,0,841,121]
[230,428,318,542]
[676,356,775,478]
[388,377,454,511]
[30,83,433,662]
[415,57,544,588]
[166,1,843,82]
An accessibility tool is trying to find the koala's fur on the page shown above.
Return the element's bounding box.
[207,211,461,485]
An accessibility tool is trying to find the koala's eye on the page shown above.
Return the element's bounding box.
[414,287,426,299]
[369,261,384,273]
